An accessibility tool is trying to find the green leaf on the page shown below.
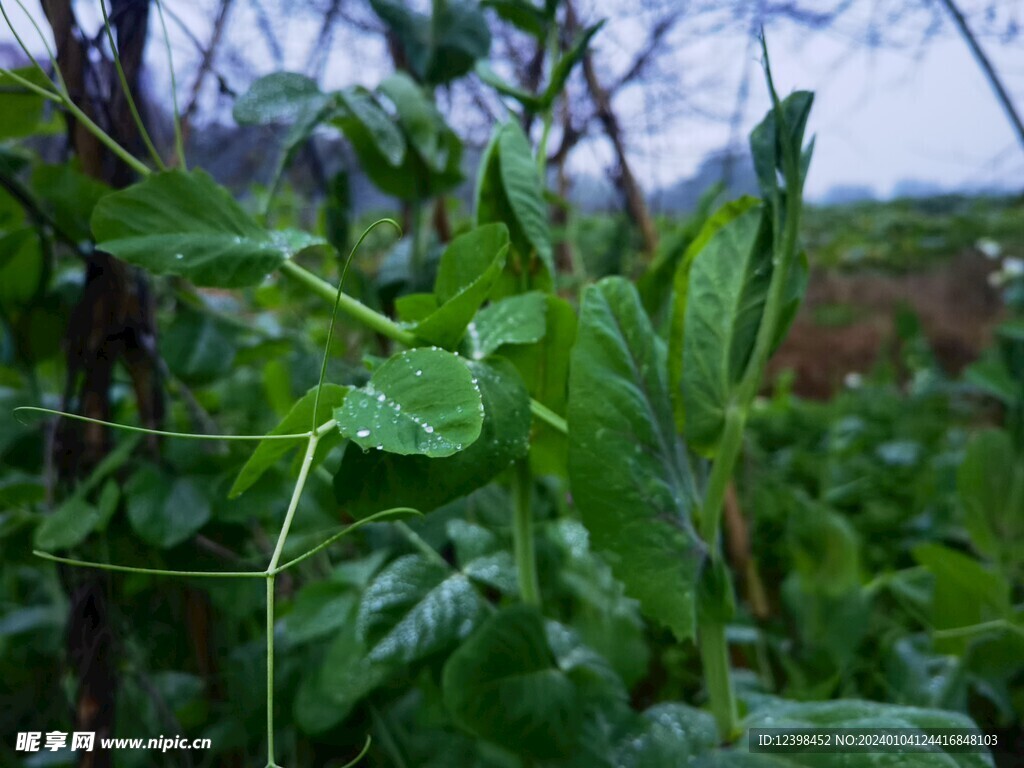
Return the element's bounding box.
[481,0,547,38]
[91,170,325,287]
[442,605,582,758]
[678,206,772,452]
[541,22,604,110]
[283,582,355,644]
[336,86,406,166]
[162,306,237,384]
[30,163,110,242]
[370,0,490,85]
[232,72,327,125]
[958,429,1024,564]
[0,228,43,305]
[334,348,483,457]
[464,291,547,360]
[476,122,554,287]
[229,383,348,498]
[126,466,211,548]
[357,554,486,665]
[335,358,530,515]
[475,62,543,110]
[379,73,449,172]
[568,277,704,641]
[413,224,510,348]
[668,196,761,429]
[614,703,718,767]
[0,67,61,138]
[750,91,814,200]
[913,543,1011,654]
[33,497,100,551]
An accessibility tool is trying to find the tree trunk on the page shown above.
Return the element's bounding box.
[565,0,658,256]
[41,2,161,765]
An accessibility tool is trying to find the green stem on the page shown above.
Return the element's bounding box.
[267,435,319,572]
[266,575,277,768]
[33,551,264,578]
[395,521,450,570]
[699,618,739,741]
[512,459,541,606]
[699,406,745,546]
[281,261,570,436]
[273,507,420,574]
[279,260,418,346]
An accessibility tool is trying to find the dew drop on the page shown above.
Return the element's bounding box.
[424,425,434,434]
[377,393,386,402]
[356,428,371,438]
[415,370,423,377]
[174,253,184,260]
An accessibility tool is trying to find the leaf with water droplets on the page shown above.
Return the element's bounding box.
[229,383,349,499]
[91,170,327,287]
[568,277,705,642]
[334,347,483,457]
[463,290,546,360]
[334,358,530,516]
[412,224,510,349]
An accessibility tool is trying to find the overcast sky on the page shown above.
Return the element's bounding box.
[2,0,1022,201]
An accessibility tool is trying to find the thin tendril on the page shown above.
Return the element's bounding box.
[1,0,57,92]
[14,406,311,441]
[310,218,402,434]
[153,0,186,168]
[338,735,373,768]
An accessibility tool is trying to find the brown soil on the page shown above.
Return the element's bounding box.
[769,250,1004,398]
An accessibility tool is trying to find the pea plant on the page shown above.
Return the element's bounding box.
[0,1,999,766]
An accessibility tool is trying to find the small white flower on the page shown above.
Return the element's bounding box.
[976,238,1002,259]
[1003,257,1024,277]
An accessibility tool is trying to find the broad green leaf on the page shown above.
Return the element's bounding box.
[614,703,718,768]
[0,229,43,304]
[296,605,390,734]
[232,72,326,125]
[914,542,1011,654]
[334,347,483,457]
[679,206,772,452]
[282,582,355,645]
[336,86,406,166]
[413,224,511,348]
[356,554,486,666]
[476,122,554,288]
[464,291,547,360]
[442,605,582,758]
[668,196,760,429]
[162,306,237,384]
[30,163,109,242]
[370,0,490,85]
[481,0,547,38]
[958,429,1023,566]
[126,466,211,548]
[334,358,530,515]
[33,497,100,551]
[342,75,464,201]
[91,170,325,287]
[0,67,61,138]
[229,383,348,498]
[568,277,704,641]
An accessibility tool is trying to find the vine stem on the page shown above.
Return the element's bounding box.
[279,260,569,436]
[694,39,806,744]
[699,619,738,740]
[512,459,541,606]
